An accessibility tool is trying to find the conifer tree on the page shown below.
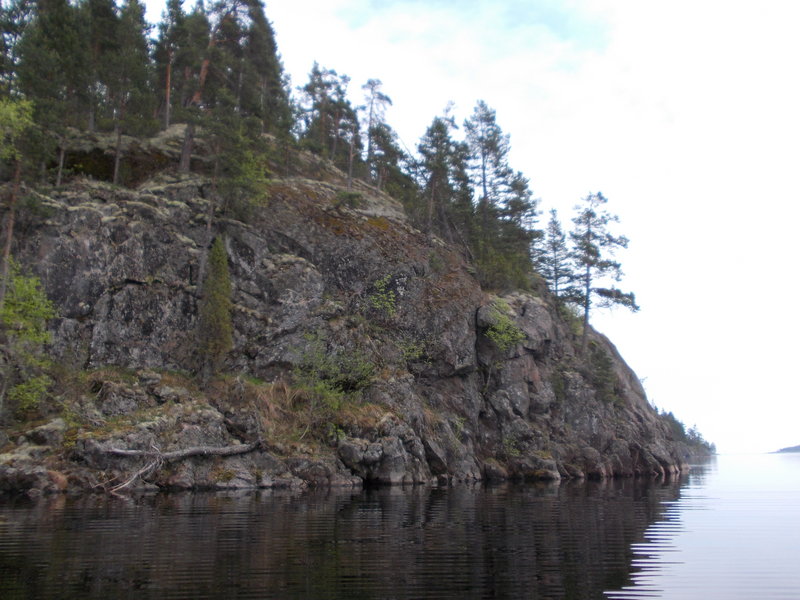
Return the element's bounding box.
[464,100,512,209]
[299,63,361,171]
[153,0,187,129]
[178,0,251,172]
[570,192,639,352]
[17,0,87,180]
[537,208,575,299]
[197,236,233,380]
[240,0,291,135]
[82,0,121,131]
[418,114,460,239]
[369,122,415,198]
[0,0,35,95]
[362,78,392,178]
[110,0,153,183]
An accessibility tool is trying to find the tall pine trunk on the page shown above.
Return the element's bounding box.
[179,121,195,173]
[581,264,591,355]
[164,52,172,129]
[56,145,66,187]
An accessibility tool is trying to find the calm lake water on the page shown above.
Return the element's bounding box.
[0,453,798,599]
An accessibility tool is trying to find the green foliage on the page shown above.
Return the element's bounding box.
[8,374,51,415]
[398,337,428,363]
[294,332,375,409]
[427,250,445,274]
[502,434,522,458]
[557,301,584,337]
[0,97,33,161]
[570,192,639,351]
[368,274,397,318]
[333,190,363,209]
[474,238,533,292]
[587,341,620,405]
[0,259,56,418]
[196,237,233,378]
[550,370,567,404]
[485,300,525,352]
[660,409,715,452]
[0,259,55,346]
[535,208,576,300]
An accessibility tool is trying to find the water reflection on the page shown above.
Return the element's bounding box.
[605,454,800,600]
[1,478,684,599]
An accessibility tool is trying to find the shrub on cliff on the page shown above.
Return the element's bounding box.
[0,258,55,418]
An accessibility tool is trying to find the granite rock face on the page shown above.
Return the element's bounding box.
[1,169,699,494]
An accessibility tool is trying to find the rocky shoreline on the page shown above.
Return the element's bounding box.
[1,164,705,497]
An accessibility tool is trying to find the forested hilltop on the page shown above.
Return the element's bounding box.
[0,0,712,496]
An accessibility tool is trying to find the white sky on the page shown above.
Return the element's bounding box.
[144,0,800,454]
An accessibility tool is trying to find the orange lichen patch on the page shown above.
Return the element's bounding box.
[313,213,364,239]
[365,216,391,231]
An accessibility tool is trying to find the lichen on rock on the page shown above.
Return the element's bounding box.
[0,158,708,496]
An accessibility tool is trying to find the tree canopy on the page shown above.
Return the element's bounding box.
[1,0,638,320]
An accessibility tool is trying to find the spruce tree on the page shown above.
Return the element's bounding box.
[569,192,639,352]
[240,0,291,135]
[197,236,233,380]
[537,208,575,299]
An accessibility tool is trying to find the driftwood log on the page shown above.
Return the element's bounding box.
[104,440,263,493]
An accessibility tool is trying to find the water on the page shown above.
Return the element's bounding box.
[0,453,797,599]
[605,453,800,599]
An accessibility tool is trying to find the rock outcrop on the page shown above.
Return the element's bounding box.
[0,158,704,495]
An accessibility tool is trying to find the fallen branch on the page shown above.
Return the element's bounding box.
[104,440,263,494]
[107,440,262,462]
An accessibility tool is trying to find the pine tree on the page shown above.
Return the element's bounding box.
[17,0,88,181]
[464,100,512,209]
[299,63,362,171]
[569,192,639,352]
[369,122,415,198]
[81,0,121,131]
[361,78,392,178]
[178,0,253,172]
[153,0,187,129]
[197,236,233,380]
[110,0,153,183]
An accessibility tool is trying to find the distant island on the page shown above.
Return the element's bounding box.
[775,445,800,453]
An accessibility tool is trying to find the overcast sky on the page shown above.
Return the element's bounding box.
[144,0,800,454]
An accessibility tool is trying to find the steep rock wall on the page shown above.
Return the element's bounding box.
[1,171,696,494]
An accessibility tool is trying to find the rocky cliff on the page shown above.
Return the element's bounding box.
[0,143,702,495]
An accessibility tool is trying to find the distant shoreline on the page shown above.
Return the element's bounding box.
[774,445,800,454]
